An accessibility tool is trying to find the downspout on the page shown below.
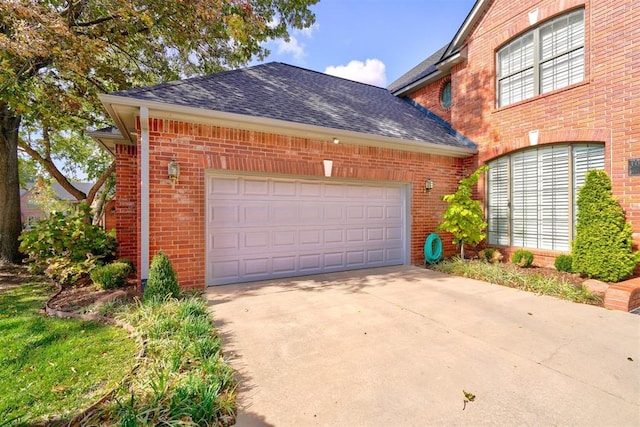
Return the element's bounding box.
[140,106,150,288]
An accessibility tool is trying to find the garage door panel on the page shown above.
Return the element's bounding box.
[367,228,384,241]
[273,231,296,246]
[206,175,406,285]
[367,249,384,263]
[213,233,239,250]
[272,181,297,196]
[243,179,269,195]
[212,205,239,224]
[273,256,296,273]
[324,229,344,244]
[244,232,269,248]
[324,252,345,268]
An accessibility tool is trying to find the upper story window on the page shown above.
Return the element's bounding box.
[497,9,584,107]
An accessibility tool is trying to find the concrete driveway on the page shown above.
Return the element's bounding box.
[206,266,640,426]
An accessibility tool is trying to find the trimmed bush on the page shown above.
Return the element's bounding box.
[144,252,180,301]
[478,248,503,264]
[572,170,640,282]
[512,249,534,268]
[91,261,133,289]
[555,255,574,273]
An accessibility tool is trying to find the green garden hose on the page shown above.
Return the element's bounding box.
[424,233,443,264]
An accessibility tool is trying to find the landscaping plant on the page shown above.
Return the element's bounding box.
[512,249,534,268]
[19,204,116,285]
[94,296,237,425]
[438,165,489,259]
[572,170,639,282]
[90,261,133,290]
[478,248,503,264]
[143,252,180,301]
[555,255,574,273]
[433,258,601,305]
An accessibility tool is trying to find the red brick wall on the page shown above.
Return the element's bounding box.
[115,144,138,267]
[408,0,640,268]
[114,119,467,289]
[407,76,452,124]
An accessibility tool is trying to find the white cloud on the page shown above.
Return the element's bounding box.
[276,36,305,60]
[324,59,387,87]
[270,23,319,62]
[296,23,319,38]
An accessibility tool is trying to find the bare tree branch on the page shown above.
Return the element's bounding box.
[86,161,114,206]
[17,138,87,201]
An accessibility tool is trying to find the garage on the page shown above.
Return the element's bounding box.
[206,173,409,285]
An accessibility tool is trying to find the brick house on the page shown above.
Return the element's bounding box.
[94,0,638,289]
[390,0,639,269]
[93,64,477,288]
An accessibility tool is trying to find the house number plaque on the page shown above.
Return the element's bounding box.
[630,158,640,176]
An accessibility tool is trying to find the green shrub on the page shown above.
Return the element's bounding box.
[91,262,133,290]
[512,249,534,268]
[19,204,116,285]
[478,248,503,264]
[144,252,180,302]
[555,255,574,273]
[572,170,640,282]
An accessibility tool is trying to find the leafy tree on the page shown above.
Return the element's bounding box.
[438,165,489,259]
[0,0,317,263]
[572,170,639,282]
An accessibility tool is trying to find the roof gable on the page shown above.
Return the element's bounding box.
[390,0,492,95]
[107,62,475,153]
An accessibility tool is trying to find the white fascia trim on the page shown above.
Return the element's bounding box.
[98,94,137,144]
[392,52,463,97]
[446,0,490,57]
[99,94,477,158]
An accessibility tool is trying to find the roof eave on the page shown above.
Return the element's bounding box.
[87,128,127,156]
[99,94,476,158]
[391,51,465,97]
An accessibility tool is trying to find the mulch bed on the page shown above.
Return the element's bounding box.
[47,277,141,314]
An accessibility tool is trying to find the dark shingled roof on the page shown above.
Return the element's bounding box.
[387,45,448,93]
[112,62,475,150]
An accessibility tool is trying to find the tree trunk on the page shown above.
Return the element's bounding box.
[0,103,23,263]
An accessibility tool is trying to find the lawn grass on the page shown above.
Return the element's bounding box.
[0,279,137,425]
[432,258,603,305]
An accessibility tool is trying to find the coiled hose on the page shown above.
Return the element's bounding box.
[424,233,443,265]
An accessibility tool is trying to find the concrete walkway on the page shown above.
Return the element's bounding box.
[206,266,640,426]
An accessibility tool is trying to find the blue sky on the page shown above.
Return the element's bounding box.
[259,0,477,87]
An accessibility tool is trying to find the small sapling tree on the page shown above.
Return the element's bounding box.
[438,165,489,259]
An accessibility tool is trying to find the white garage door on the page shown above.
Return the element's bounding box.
[205,173,408,285]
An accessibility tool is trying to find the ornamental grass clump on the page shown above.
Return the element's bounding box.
[572,170,639,282]
[143,252,180,302]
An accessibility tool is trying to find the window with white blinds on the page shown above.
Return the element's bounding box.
[486,143,604,250]
[497,9,584,107]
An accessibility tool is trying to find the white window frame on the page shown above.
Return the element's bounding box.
[497,8,585,107]
[486,143,604,251]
